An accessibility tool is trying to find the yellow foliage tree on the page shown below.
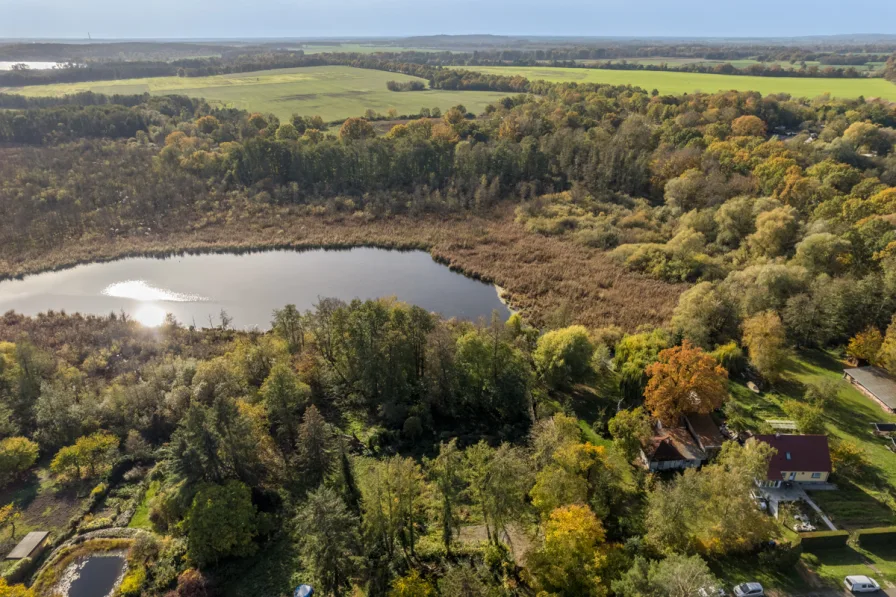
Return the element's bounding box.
[644,341,728,426]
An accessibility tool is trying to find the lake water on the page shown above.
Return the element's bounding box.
[64,555,126,597]
[0,61,61,70]
[0,248,510,328]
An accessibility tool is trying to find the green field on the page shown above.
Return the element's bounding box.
[454,65,896,101]
[1,65,509,122]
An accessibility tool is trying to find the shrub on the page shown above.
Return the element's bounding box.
[119,566,146,597]
[855,526,896,547]
[799,530,849,551]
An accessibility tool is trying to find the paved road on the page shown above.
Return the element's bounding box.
[778,590,896,596]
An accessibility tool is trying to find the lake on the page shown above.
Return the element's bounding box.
[0,248,510,328]
[63,554,126,597]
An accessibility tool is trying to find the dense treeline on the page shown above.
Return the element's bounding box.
[385,80,427,92]
[0,300,791,597]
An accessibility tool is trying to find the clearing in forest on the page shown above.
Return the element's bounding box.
[1,65,509,122]
[453,65,896,101]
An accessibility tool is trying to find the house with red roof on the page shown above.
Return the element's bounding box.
[754,434,832,488]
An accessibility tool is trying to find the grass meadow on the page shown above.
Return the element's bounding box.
[0,65,509,122]
[453,65,896,100]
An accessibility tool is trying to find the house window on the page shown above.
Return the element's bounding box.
[811,472,822,479]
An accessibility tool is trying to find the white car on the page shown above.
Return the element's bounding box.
[733,583,765,597]
[844,575,881,593]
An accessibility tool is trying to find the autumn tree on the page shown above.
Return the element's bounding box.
[526,504,610,597]
[644,341,728,426]
[747,206,800,258]
[183,480,258,566]
[294,486,360,597]
[847,326,884,365]
[0,437,38,487]
[731,115,767,137]
[338,117,375,141]
[608,407,653,462]
[388,571,436,597]
[529,441,625,521]
[534,325,595,390]
[742,311,790,382]
[50,432,119,480]
[0,504,22,540]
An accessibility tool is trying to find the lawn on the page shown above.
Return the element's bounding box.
[804,544,896,588]
[727,349,896,529]
[0,65,510,122]
[451,65,896,101]
[127,480,158,530]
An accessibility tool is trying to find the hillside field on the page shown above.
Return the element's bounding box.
[453,65,896,100]
[0,65,509,122]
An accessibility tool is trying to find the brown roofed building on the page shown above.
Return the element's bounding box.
[754,434,832,488]
[641,423,707,472]
[684,413,725,457]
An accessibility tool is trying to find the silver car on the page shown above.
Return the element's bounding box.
[733,583,765,597]
[845,575,881,593]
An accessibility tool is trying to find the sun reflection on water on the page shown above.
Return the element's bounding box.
[102,280,205,302]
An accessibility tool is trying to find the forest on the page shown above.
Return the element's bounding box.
[1,54,896,597]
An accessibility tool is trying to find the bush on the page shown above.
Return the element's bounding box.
[119,566,147,597]
[799,530,850,551]
[855,526,896,547]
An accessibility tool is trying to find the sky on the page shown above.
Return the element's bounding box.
[0,0,894,39]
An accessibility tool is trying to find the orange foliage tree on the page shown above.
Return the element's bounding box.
[644,341,728,426]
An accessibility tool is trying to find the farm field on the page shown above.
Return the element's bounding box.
[452,65,896,100]
[0,65,509,122]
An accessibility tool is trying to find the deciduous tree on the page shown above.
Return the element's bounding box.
[742,311,790,382]
[183,480,257,566]
[644,341,728,426]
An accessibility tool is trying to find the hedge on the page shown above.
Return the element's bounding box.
[856,526,896,547]
[799,530,850,551]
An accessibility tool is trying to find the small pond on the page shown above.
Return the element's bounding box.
[0,248,510,329]
[60,554,126,597]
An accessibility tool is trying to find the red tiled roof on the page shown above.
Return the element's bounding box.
[755,434,832,480]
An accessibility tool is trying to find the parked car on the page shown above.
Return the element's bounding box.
[844,575,881,593]
[733,583,765,597]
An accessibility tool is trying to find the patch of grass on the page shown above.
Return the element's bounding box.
[451,65,896,101]
[710,554,807,594]
[804,544,896,587]
[2,66,510,122]
[807,485,896,530]
[127,480,159,530]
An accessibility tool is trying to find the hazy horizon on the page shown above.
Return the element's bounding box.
[1,0,894,40]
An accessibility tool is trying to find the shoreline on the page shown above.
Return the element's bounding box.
[0,210,684,330]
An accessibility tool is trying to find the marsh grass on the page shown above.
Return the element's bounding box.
[0,206,685,331]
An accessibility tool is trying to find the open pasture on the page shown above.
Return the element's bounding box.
[1,65,509,122]
[453,65,896,100]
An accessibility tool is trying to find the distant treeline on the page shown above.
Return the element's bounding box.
[4,45,895,90]
[385,80,426,91]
